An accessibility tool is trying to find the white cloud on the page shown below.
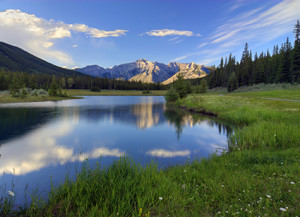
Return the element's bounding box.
[173,55,187,62]
[145,29,200,37]
[0,9,127,66]
[72,44,78,48]
[174,0,300,65]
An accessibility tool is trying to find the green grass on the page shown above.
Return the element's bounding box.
[66,89,167,96]
[2,151,299,216]
[233,89,300,100]
[1,88,299,216]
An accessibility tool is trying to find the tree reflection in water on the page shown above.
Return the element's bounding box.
[164,105,234,140]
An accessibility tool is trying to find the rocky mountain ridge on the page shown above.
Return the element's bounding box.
[76,59,210,84]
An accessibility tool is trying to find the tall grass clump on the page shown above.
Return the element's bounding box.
[37,157,173,216]
[220,106,282,125]
[229,122,300,150]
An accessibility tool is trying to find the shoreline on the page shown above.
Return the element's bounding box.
[1,89,299,216]
[0,89,167,104]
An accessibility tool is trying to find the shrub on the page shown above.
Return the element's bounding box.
[164,87,179,103]
[90,87,101,92]
[142,89,151,94]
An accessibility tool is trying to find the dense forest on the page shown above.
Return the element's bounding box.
[205,20,300,91]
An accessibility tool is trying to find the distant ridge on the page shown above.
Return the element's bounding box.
[76,59,211,84]
[0,41,83,76]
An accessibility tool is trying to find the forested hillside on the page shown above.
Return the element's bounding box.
[206,20,300,91]
[0,41,80,76]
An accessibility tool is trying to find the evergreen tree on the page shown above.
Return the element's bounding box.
[240,43,252,86]
[270,45,279,83]
[9,74,22,97]
[292,20,300,83]
[278,38,292,83]
[174,73,187,98]
[227,72,239,92]
[198,79,207,93]
[48,76,58,97]
[0,74,6,90]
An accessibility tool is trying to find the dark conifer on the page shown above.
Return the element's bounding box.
[292,20,300,83]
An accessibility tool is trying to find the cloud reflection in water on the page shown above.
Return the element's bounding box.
[0,109,124,176]
[147,149,191,158]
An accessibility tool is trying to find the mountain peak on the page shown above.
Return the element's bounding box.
[136,58,148,63]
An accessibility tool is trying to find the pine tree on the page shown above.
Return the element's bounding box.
[227,72,239,92]
[240,43,252,86]
[278,38,292,83]
[198,79,207,93]
[0,74,6,90]
[292,20,300,83]
[174,73,187,98]
[270,45,279,83]
[48,76,58,97]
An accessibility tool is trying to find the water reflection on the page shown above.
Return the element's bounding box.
[164,106,233,139]
[0,96,234,204]
[0,108,57,143]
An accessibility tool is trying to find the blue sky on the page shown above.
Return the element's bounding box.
[0,0,299,68]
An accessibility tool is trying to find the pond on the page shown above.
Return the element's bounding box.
[0,96,233,205]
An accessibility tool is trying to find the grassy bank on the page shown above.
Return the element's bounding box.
[178,89,300,151]
[66,89,167,96]
[1,89,299,216]
[0,91,81,104]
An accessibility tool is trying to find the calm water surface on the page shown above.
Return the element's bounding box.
[0,96,233,204]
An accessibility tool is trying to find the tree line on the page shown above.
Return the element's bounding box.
[0,70,165,95]
[206,20,300,91]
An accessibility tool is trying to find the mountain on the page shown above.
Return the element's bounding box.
[0,41,82,76]
[76,59,210,84]
[162,62,209,85]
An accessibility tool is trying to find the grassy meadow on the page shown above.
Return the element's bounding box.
[1,88,299,216]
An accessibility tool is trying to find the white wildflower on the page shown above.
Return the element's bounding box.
[159,197,163,200]
[279,208,287,212]
[8,191,15,197]
[290,181,295,184]
[266,195,271,198]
